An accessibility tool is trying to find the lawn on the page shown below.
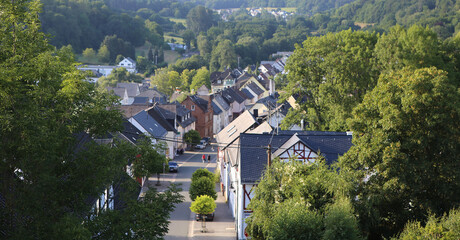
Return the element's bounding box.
[164,50,180,64]
[164,35,184,44]
[169,18,187,27]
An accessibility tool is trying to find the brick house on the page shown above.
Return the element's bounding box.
[182,95,213,138]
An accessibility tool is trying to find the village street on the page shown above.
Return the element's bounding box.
[150,144,236,240]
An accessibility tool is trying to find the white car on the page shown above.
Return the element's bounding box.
[195,144,205,150]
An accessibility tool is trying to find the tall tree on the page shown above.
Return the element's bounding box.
[341,67,460,239]
[210,39,237,72]
[190,67,210,92]
[281,29,379,131]
[186,5,216,34]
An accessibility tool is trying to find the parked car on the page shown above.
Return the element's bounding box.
[199,139,207,146]
[168,161,178,172]
[196,212,214,221]
[201,137,210,145]
[195,144,205,150]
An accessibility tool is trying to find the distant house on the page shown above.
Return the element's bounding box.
[78,57,137,80]
[213,94,232,131]
[129,110,167,147]
[167,43,186,51]
[210,69,240,93]
[196,84,210,96]
[182,95,213,138]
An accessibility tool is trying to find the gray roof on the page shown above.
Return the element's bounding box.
[213,94,230,111]
[247,82,264,96]
[241,88,255,99]
[132,111,167,138]
[138,89,168,104]
[212,101,223,115]
[216,110,256,150]
[117,83,140,97]
[106,87,127,98]
[147,107,177,133]
[118,120,144,144]
[156,103,196,128]
[189,95,210,112]
[240,132,353,183]
[132,97,149,105]
[222,87,245,104]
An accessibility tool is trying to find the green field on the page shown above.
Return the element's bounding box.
[169,18,187,27]
[164,35,184,44]
[164,50,181,64]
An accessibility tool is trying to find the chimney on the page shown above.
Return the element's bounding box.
[253,109,258,118]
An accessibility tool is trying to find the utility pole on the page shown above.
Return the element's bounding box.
[267,144,272,166]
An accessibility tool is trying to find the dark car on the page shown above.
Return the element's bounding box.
[168,161,178,172]
[195,212,214,221]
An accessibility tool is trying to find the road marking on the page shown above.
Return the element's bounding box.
[188,211,195,238]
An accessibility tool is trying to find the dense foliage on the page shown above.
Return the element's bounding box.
[0,1,182,238]
[246,159,361,240]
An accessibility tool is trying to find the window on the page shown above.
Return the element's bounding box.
[191,105,195,111]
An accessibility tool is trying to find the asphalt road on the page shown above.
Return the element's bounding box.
[153,145,236,240]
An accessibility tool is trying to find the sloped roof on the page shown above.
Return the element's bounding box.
[212,101,223,115]
[189,95,210,112]
[138,89,167,103]
[216,110,256,150]
[146,107,177,132]
[106,87,127,99]
[156,103,196,128]
[239,131,353,183]
[117,83,139,97]
[132,110,167,138]
[118,120,144,144]
[247,82,264,96]
[132,97,149,105]
[240,133,291,183]
[222,87,245,104]
[213,94,230,111]
[241,88,255,99]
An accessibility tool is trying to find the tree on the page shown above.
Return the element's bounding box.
[190,195,217,232]
[151,68,173,95]
[0,2,179,238]
[189,177,217,201]
[147,47,154,62]
[184,129,201,148]
[86,183,184,240]
[197,34,212,58]
[186,5,216,34]
[190,66,210,92]
[168,70,182,92]
[210,39,237,72]
[98,45,110,63]
[341,67,460,239]
[281,29,379,131]
[182,29,196,50]
[180,69,196,91]
[246,159,361,240]
[191,168,214,182]
[395,208,460,240]
[82,48,96,59]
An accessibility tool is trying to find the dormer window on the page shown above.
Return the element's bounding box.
[218,80,221,84]
[191,105,195,111]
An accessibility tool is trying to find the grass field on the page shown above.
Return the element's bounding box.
[164,35,184,44]
[164,50,180,64]
[169,18,187,27]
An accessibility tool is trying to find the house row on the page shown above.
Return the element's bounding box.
[215,110,353,239]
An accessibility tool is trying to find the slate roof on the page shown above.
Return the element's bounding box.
[247,82,264,96]
[189,95,210,112]
[132,97,149,105]
[240,133,291,183]
[117,83,140,97]
[213,93,231,111]
[119,120,144,144]
[239,131,353,183]
[212,101,223,115]
[156,103,196,128]
[241,88,255,99]
[146,107,177,132]
[106,87,127,98]
[222,87,245,104]
[132,110,167,138]
[138,89,168,104]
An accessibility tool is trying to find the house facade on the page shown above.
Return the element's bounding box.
[182,95,213,138]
